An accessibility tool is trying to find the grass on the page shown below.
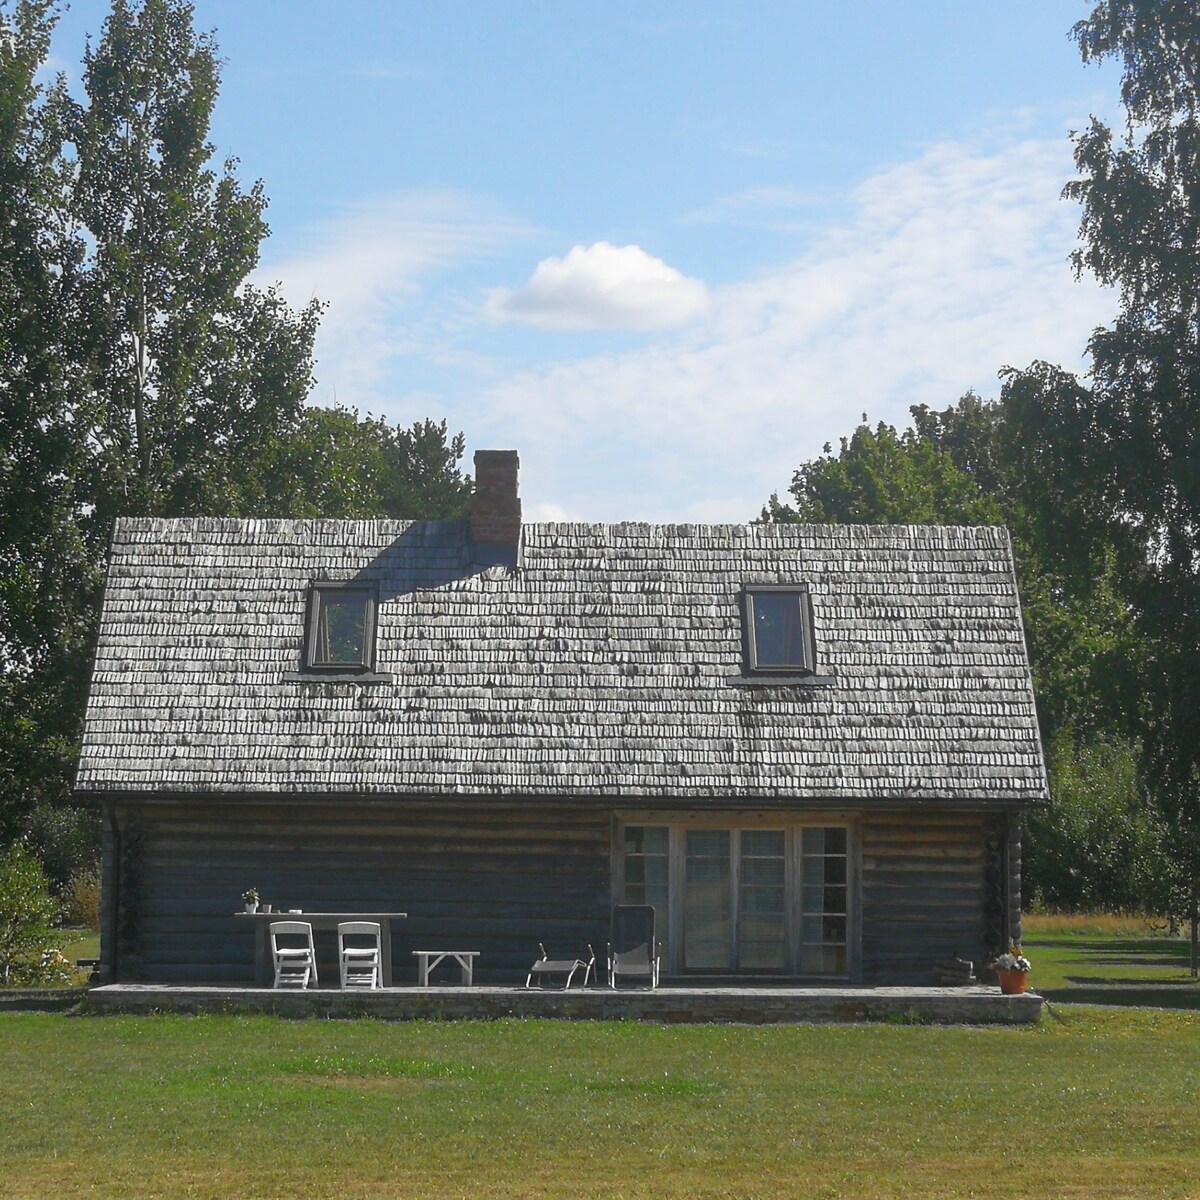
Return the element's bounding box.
[2,1007,1200,1198]
[1023,913,1200,1008]
[58,928,100,963]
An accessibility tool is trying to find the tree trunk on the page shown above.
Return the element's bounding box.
[1191,877,1198,980]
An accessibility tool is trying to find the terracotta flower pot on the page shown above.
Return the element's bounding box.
[996,968,1029,995]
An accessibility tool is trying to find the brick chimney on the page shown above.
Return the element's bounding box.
[470,450,522,565]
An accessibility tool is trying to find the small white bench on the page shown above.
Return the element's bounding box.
[413,950,479,987]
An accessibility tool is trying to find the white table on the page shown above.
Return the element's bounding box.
[413,950,479,986]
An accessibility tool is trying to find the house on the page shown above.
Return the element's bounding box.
[74,450,1047,986]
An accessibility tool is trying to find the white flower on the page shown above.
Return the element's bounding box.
[994,952,1031,971]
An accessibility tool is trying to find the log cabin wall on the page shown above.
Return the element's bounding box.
[107,798,612,984]
[859,810,987,985]
[104,796,1006,986]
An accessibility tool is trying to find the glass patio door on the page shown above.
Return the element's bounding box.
[682,828,787,972]
[620,821,850,978]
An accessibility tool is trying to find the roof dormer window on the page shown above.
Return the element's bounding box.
[305,582,377,673]
[743,585,816,674]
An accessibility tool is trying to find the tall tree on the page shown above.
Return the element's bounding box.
[0,0,474,870]
[0,1,93,840]
[1063,0,1200,962]
[989,2,1200,940]
[71,0,320,523]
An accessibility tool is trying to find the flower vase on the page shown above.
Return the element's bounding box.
[244,901,258,914]
[996,968,1029,995]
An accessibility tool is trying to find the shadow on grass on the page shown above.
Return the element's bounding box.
[1025,938,1188,956]
[1025,931,1200,1009]
[1040,985,1200,1011]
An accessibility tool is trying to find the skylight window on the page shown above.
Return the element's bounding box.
[305,583,377,673]
[743,585,816,674]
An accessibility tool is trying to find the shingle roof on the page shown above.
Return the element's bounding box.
[74,517,1048,803]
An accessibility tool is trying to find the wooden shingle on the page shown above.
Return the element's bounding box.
[74,518,1048,803]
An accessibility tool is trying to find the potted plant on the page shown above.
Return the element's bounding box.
[242,888,260,914]
[991,942,1032,994]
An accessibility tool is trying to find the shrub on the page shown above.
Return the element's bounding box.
[1025,734,1175,915]
[0,842,65,986]
[65,867,101,930]
[21,803,100,895]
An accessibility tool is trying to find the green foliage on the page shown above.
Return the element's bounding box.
[256,411,472,520]
[0,842,64,985]
[20,803,99,894]
[64,865,101,930]
[763,415,1002,526]
[1025,735,1175,915]
[1002,4,1200,893]
[0,0,474,859]
[70,0,320,524]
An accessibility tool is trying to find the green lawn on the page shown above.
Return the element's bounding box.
[1024,913,1200,1009]
[2,1006,1199,1199]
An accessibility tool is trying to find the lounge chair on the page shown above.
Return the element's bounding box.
[525,943,595,988]
[608,904,660,988]
[270,920,318,989]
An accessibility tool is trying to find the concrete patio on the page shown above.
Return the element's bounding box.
[85,982,1043,1024]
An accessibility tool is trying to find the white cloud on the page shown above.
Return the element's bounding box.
[486,242,710,331]
[470,136,1115,522]
[259,136,1116,526]
[256,190,530,407]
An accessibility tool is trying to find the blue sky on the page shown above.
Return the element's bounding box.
[48,2,1120,522]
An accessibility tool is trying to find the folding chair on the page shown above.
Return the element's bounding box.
[608,904,660,988]
[270,920,318,989]
[525,943,595,988]
[338,921,382,989]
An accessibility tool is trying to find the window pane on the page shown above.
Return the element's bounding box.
[685,829,731,969]
[741,857,784,887]
[822,916,847,942]
[739,829,786,971]
[800,825,849,978]
[314,592,368,665]
[624,826,668,856]
[623,826,669,966]
[751,592,806,668]
[742,829,782,855]
[800,945,825,974]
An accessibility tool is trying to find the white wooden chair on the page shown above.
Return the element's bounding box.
[338,921,382,989]
[270,920,318,989]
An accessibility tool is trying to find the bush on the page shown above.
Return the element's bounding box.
[1025,734,1175,915]
[0,842,66,986]
[65,867,101,930]
[21,803,100,895]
